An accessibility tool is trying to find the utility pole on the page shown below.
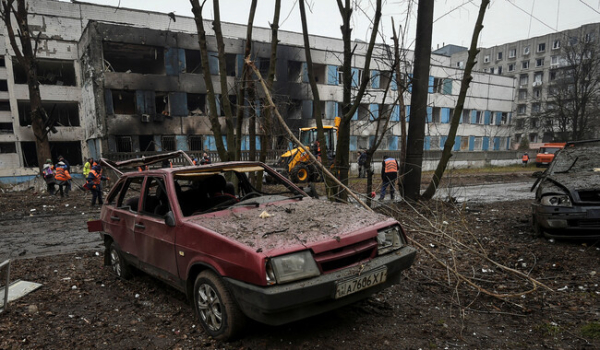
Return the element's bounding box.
[403,0,434,201]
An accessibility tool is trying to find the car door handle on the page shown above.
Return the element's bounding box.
[135,223,145,229]
[110,216,120,221]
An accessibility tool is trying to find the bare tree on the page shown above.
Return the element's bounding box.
[538,32,600,141]
[0,0,51,170]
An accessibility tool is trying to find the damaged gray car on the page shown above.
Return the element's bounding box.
[531,139,600,239]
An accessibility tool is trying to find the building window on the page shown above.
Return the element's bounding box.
[533,88,542,99]
[497,66,503,75]
[517,105,526,115]
[508,63,515,72]
[529,133,538,143]
[509,48,516,58]
[545,118,553,127]
[500,112,509,125]
[533,72,543,85]
[0,142,16,153]
[497,52,503,60]
[550,70,557,81]
[116,136,133,153]
[550,56,559,67]
[489,67,494,74]
[535,58,544,67]
[430,136,440,150]
[518,89,527,100]
[0,122,13,133]
[161,135,176,151]
[188,136,203,151]
[483,55,490,63]
[522,60,529,69]
[474,137,483,151]
[519,74,529,86]
[462,109,471,124]
[532,104,541,114]
[585,33,593,43]
[552,39,560,50]
[456,61,464,68]
[523,46,530,55]
[537,43,546,52]
[475,111,483,124]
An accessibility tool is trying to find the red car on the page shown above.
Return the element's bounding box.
[89,152,416,340]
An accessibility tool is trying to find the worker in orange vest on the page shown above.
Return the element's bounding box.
[86,165,108,206]
[54,161,72,197]
[522,152,529,167]
[380,155,399,201]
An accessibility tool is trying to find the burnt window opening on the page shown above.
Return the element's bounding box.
[185,50,202,74]
[112,90,136,114]
[0,100,10,111]
[187,93,206,116]
[103,42,165,75]
[0,56,5,67]
[161,135,176,151]
[155,92,169,119]
[0,80,8,92]
[140,135,156,152]
[0,122,13,133]
[0,142,16,153]
[18,102,80,127]
[225,53,237,77]
[188,135,203,151]
[21,141,82,167]
[13,59,77,86]
[116,136,133,153]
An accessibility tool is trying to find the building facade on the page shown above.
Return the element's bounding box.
[0,0,514,185]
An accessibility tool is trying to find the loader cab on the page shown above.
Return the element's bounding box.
[299,126,337,154]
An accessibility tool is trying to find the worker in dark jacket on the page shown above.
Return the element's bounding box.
[86,165,107,206]
[380,155,399,201]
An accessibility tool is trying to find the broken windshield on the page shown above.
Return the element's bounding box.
[550,146,600,174]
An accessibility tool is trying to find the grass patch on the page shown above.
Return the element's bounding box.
[581,322,600,339]
[535,322,561,337]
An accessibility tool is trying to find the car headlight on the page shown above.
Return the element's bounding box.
[377,225,404,255]
[541,194,572,207]
[267,250,320,284]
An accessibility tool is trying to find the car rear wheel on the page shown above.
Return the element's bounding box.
[108,241,132,279]
[193,270,246,340]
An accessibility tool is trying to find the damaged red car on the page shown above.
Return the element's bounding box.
[89,152,417,340]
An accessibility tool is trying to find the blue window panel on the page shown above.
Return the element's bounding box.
[242,136,260,151]
[454,136,461,151]
[428,76,434,93]
[302,100,313,119]
[215,94,221,116]
[391,105,400,122]
[441,108,451,123]
[506,136,511,150]
[406,105,410,122]
[351,68,360,88]
[508,112,512,124]
[493,137,500,150]
[369,135,376,148]
[371,70,380,89]
[254,99,261,117]
[426,106,433,123]
[443,78,453,95]
[154,135,162,151]
[204,136,217,151]
[178,48,186,74]
[440,136,448,150]
[391,72,398,91]
[484,110,491,125]
[325,101,336,119]
[470,110,477,124]
[369,104,379,121]
[236,54,244,78]
[165,48,182,76]
[208,51,219,75]
[388,136,398,150]
[135,90,146,115]
[495,111,502,125]
[350,136,358,151]
[469,136,475,151]
[424,136,431,150]
[407,73,413,93]
[169,92,188,116]
[104,89,114,115]
[302,62,309,83]
[327,65,338,85]
[352,108,358,121]
[482,136,490,151]
[176,135,188,151]
[222,136,228,150]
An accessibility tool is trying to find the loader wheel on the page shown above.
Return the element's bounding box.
[291,164,310,183]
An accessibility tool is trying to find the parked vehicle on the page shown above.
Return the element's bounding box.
[531,139,600,239]
[89,153,417,340]
[535,142,566,167]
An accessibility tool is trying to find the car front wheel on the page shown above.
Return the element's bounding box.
[108,241,132,279]
[193,270,246,340]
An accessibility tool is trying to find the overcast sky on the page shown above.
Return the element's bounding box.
[67,0,600,49]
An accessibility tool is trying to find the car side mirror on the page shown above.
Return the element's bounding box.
[165,211,176,227]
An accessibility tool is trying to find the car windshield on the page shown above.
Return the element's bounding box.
[549,144,600,174]
[173,164,305,216]
[539,147,561,154]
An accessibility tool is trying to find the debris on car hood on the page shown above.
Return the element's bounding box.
[194,198,391,253]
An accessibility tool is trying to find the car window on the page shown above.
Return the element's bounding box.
[141,177,171,217]
[106,181,124,206]
[118,177,145,212]
[551,147,600,174]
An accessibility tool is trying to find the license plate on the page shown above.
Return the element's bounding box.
[334,267,387,299]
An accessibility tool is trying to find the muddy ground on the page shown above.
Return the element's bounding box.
[1,171,599,349]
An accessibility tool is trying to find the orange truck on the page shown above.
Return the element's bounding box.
[535,142,566,167]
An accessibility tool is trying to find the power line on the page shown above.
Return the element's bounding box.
[505,0,557,33]
[578,0,600,16]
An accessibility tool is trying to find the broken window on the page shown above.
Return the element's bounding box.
[21,141,82,167]
[225,53,237,77]
[103,42,165,74]
[0,122,13,133]
[0,142,16,153]
[13,59,77,86]
[161,135,176,151]
[0,100,10,111]
[188,135,203,151]
[0,56,4,67]
[0,80,7,91]
[187,93,206,116]
[18,102,80,127]
[287,61,303,83]
[155,92,169,120]
[116,136,133,153]
[139,135,155,152]
[287,99,302,120]
[111,90,136,114]
[462,109,471,124]
[185,50,202,74]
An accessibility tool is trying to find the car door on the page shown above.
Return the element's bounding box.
[134,176,179,283]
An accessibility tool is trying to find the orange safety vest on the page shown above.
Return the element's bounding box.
[90,169,101,184]
[55,167,71,181]
[522,154,529,161]
[384,158,398,173]
[138,165,148,171]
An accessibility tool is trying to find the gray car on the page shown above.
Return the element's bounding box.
[531,139,600,239]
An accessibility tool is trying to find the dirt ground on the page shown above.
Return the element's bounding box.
[1,172,599,349]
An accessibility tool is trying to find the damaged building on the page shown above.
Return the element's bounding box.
[0,0,515,185]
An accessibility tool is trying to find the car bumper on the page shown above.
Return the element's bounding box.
[224,246,417,326]
[532,203,600,238]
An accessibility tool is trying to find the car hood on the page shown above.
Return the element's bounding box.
[192,198,392,255]
[540,173,600,196]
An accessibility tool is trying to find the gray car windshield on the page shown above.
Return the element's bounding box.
[550,147,600,174]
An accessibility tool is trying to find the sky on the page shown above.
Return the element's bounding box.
[63,0,600,49]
